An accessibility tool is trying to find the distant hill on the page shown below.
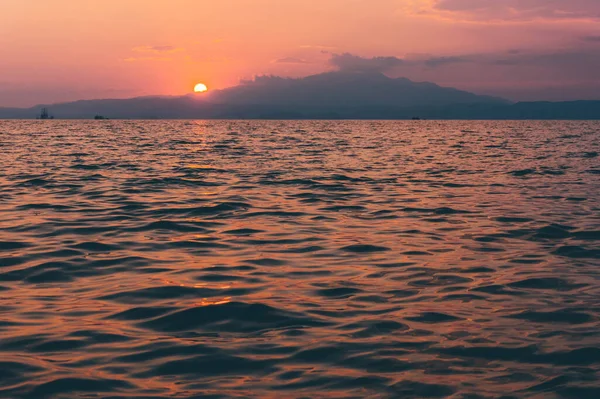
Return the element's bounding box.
[0,96,211,120]
[208,71,508,108]
[1,71,599,119]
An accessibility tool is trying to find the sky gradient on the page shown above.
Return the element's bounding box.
[1,0,599,107]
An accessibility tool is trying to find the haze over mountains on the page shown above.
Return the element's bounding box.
[1,71,599,119]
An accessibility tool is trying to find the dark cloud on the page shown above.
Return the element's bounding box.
[327,49,600,100]
[485,50,600,73]
[431,0,600,21]
[150,45,176,52]
[329,53,474,71]
[329,53,404,72]
[423,55,473,67]
[335,47,600,71]
[582,35,600,42]
[239,75,289,86]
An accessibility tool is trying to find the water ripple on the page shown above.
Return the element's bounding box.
[0,120,599,398]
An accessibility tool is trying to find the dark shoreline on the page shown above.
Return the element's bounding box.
[2,100,600,120]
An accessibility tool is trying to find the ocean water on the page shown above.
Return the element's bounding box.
[0,120,599,399]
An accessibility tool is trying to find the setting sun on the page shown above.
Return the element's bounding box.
[194,83,208,93]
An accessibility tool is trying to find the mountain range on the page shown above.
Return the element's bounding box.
[1,71,599,119]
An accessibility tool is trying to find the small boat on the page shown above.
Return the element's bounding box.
[94,115,109,120]
[38,108,54,120]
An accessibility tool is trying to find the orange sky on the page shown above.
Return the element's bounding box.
[1,0,599,106]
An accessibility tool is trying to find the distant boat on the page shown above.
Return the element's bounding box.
[411,116,422,120]
[38,108,54,120]
[94,115,109,120]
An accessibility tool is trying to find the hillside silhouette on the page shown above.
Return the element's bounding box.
[1,71,599,119]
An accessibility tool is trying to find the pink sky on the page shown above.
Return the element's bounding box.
[1,0,599,107]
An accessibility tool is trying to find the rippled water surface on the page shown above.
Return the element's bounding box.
[1,120,599,398]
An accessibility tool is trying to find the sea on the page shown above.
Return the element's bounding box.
[0,120,599,399]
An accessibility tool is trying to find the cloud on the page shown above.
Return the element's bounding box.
[299,45,337,51]
[421,49,600,73]
[326,50,600,100]
[329,53,404,72]
[132,45,183,54]
[125,45,184,62]
[330,48,600,73]
[582,35,600,42]
[124,57,170,62]
[329,53,474,71]
[274,57,310,64]
[422,55,473,67]
[404,0,600,22]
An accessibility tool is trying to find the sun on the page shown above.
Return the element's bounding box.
[194,83,208,93]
